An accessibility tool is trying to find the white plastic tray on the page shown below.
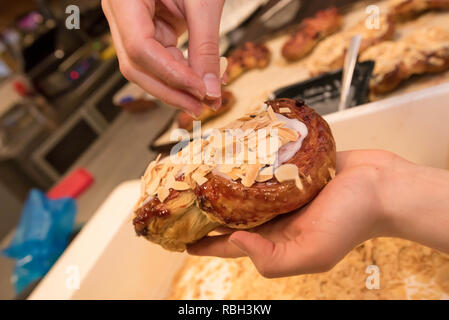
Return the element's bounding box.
[29,83,449,299]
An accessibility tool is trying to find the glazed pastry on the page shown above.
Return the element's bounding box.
[307,14,395,75]
[282,8,343,62]
[389,0,449,20]
[360,26,449,94]
[133,99,336,251]
[177,90,235,131]
[224,42,271,84]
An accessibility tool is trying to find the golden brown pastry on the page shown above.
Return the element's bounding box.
[282,8,343,62]
[177,90,235,131]
[224,42,271,84]
[133,99,336,251]
[307,14,395,75]
[360,26,449,94]
[389,0,449,21]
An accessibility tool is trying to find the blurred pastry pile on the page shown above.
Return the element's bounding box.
[170,238,449,300]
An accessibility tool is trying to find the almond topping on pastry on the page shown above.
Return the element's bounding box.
[220,57,228,78]
[171,181,191,191]
[275,164,302,191]
[279,107,291,113]
[328,167,336,180]
[157,187,170,203]
[192,172,208,186]
[241,163,262,187]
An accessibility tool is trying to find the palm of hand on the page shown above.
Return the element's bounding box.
[188,150,392,278]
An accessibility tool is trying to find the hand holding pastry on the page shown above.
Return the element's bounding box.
[189,150,449,278]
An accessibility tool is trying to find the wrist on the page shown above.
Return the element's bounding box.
[375,155,449,252]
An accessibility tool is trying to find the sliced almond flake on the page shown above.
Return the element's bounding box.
[267,106,277,121]
[328,167,336,180]
[279,107,291,114]
[184,173,195,189]
[241,163,261,187]
[156,162,171,179]
[192,172,208,186]
[157,187,170,203]
[254,119,272,131]
[199,164,213,173]
[218,164,234,173]
[184,164,201,176]
[171,181,191,191]
[271,120,286,127]
[275,164,299,183]
[171,164,184,178]
[278,127,299,142]
[227,168,242,180]
[260,166,273,176]
[295,176,304,191]
[256,173,273,182]
[141,195,153,207]
[140,177,146,196]
[240,120,257,131]
[164,172,176,189]
[146,175,161,195]
[220,57,228,78]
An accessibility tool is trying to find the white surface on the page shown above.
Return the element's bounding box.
[30,83,449,300]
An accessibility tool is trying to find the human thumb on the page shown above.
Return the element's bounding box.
[229,231,279,278]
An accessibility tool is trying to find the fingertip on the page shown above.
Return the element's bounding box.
[204,97,222,111]
[186,243,201,256]
[183,101,203,119]
[228,236,248,256]
[203,73,222,99]
[186,86,206,100]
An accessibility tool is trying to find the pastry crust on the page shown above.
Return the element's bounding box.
[307,14,395,75]
[389,0,449,21]
[133,99,336,251]
[177,90,235,131]
[360,26,449,94]
[224,42,271,84]
[282,8,343,62]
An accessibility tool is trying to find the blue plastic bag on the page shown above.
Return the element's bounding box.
[2,189,76,293]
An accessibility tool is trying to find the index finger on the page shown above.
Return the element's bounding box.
[105,0,206,99]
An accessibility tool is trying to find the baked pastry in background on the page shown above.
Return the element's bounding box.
[133,99,336,251]
[177,90,236,131]
[389,0,449,20]
[282,8,343,62]
[307,14,395,75]
[360,26,449,94]
[224,42,271,84]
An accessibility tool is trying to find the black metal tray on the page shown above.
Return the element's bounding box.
[272,60,374,115]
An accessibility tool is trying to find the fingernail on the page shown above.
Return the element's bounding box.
[205,97,222,111]
[186,107,202,119]
[203,73,221,98]
[229,238,248,255]
[188,88,205,100]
